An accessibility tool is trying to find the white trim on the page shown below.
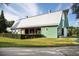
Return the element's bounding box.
[64,28,67,37]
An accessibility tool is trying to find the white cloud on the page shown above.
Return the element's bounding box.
[55,3,73,11]
[24,3,39,16]
[55,4,62,11]
[4,11,19,21]
[66,4,73,9]
[2,3,41,21]
[68,9,72,14]
[19,3,40,16]
[3,4,22,17]
[68,4,73,14]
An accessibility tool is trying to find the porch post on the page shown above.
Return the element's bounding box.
[28,28,30,35]
[21,29,22,34]
[34,28,36,35]
[64,28,67,37]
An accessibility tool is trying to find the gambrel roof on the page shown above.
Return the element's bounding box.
[11,10,69,29]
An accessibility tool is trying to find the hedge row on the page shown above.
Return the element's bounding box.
[0,33,45,39]
[0,33,21,39]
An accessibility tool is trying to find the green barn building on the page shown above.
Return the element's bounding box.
[11,9,69,38]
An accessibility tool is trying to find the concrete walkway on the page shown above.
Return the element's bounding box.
[0,46,79,56]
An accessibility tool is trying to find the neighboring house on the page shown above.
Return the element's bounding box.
[11,9,69,38]
[7,27,12,32]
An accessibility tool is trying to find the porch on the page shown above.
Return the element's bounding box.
[19,27,45,39]
[25,27,41,35]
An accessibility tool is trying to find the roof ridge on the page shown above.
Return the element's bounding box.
[20,9,69,19]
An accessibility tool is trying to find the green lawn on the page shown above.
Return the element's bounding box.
[0,37,79,47]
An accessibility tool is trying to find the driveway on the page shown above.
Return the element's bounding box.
[0,46,79,56]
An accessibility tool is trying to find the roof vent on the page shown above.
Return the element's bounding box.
[26,16,28,18]
[48,10,52,13]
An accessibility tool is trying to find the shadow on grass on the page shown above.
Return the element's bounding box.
[0,42,79,48]
[0,42,17,47]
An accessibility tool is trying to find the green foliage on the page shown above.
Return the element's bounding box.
[71,3,79,19]
[68,26,79,37]
[0,10,7,33]
[0,10,14,33]
[7,21,14,27]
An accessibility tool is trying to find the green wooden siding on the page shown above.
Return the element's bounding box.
[58,17,69,28]
[41,27,57,38]
[63,9,69,27]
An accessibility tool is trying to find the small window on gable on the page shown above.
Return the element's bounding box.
[46,28,48,31]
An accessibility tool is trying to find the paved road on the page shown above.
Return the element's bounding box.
[0,46,79,56]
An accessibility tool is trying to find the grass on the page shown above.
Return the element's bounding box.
[0,37,79,47]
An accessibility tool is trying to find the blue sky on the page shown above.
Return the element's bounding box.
[0,3,78,26]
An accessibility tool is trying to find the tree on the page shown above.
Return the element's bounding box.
[71,3,79,19]
[7,21,14,27]
[71,4,79,36]
[0,10,7,33]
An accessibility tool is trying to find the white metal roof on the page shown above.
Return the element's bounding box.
[12,11,63,29]
[11,20,20,29]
